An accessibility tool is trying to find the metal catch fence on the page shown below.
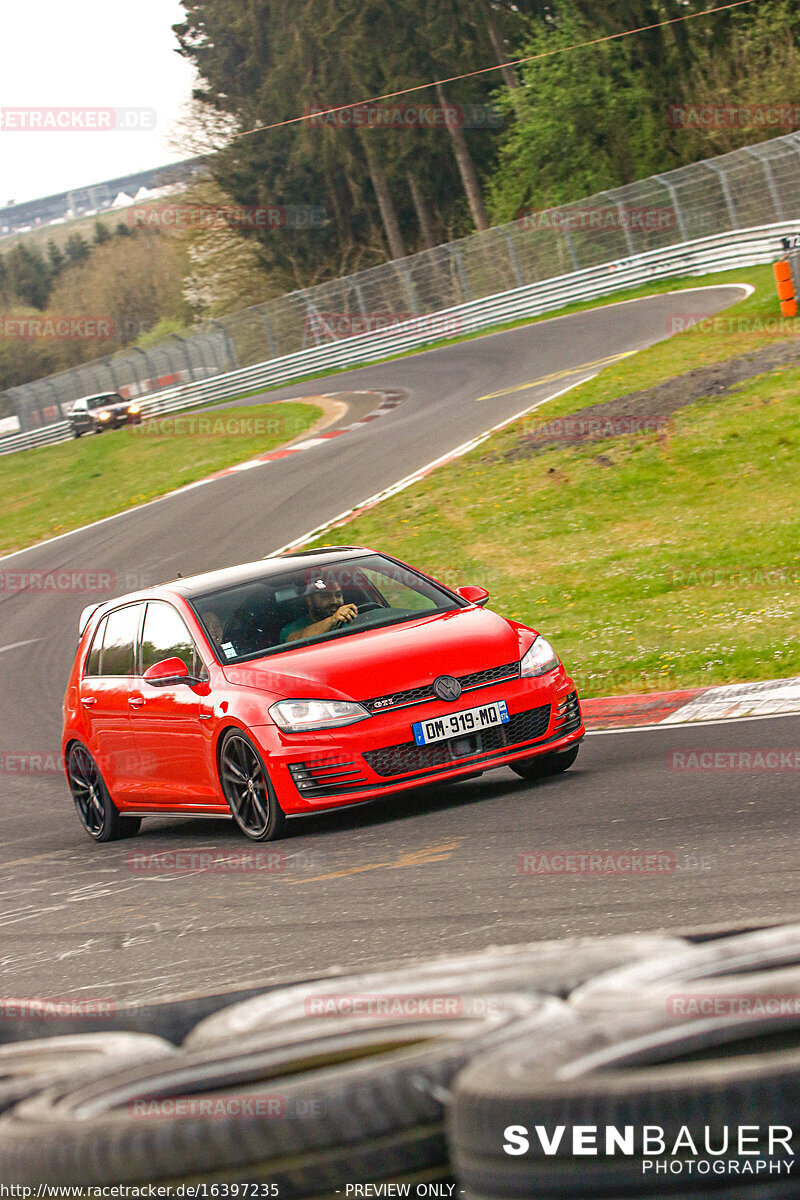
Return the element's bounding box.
[3,131,800,446]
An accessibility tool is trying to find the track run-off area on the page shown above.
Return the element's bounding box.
[3,283,798,1004]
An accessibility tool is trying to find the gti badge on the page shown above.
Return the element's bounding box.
[433,675,462,702]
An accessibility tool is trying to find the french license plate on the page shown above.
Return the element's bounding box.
[412,700,510,746]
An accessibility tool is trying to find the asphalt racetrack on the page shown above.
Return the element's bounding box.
[3,284,797,1003]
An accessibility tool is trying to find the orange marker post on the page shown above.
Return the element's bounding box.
[773,261,798,317]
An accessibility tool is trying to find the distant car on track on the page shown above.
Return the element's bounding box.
[67,392,142,437]
[62,548,585,842]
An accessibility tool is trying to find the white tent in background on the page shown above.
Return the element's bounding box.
[134,186,154,201]
[111,191,134,208]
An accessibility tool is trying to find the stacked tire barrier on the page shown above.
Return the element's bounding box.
[0,926,798,1195]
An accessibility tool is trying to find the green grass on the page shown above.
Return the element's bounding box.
[305,264,800,697]
[0,402,321,557]
[533,263,790,423]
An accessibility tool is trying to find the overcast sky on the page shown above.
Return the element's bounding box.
[0,0,198,205]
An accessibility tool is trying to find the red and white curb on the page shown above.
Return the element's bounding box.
[199,390,404,483]
[583,675,800,731]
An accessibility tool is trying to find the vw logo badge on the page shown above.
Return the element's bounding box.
[434,675,462,702]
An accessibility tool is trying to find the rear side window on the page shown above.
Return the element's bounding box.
[141,602,203,677]
[85,616,108,677]
[97,604,143,676]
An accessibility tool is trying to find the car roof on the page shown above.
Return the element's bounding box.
[74,393,123,401]
[169,547,376,599]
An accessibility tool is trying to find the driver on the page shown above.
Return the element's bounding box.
[280,573,358,643]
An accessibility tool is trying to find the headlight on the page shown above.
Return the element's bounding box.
[128,404,141,415]
[520,636,559,678]
[269,699,371,733]
[97,410,111,421]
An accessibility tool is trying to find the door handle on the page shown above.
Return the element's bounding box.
[128,696,145,710]
[80,697,96,708]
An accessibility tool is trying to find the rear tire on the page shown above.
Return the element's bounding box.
[511,743,579,779]
[66,743,140,843]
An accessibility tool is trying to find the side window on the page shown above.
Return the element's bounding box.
[141,602,203,678]
[100,604,143,676]
[85,616,108,677]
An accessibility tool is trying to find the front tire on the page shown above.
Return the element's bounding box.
[510,744,580,780]
[219,730,286,841]
[66,744,141,842]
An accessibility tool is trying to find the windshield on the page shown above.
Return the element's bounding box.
[190,554,464,663]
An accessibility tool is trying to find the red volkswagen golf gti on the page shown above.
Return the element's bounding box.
[62,548,584,842]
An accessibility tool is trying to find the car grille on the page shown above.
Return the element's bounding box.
[553,690,581,736]
[363,661,520,713]
[288,758,368,796]
[363,703,552,778]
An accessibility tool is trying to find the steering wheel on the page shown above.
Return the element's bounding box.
[347,602,388,624]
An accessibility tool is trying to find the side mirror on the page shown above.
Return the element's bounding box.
[143,657,192,686]
[456,585,490,607]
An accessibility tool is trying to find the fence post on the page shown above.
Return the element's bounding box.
[498,228,525,286]
[560,220,580,270]
[614,200,636,256]
[450,245,472,302]
[129,346,156,395]
[257,309,278,359]
[745,145,785,223]
[706,162,739,229]
[168,333,195,382]
[396,264,420,314]
[654,175,688,242]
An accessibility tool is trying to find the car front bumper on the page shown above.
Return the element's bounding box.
[249,668,584,816]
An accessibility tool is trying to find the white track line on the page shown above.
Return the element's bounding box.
[0,639,42,654]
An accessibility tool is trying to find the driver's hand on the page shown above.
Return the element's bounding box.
[331,603,358,627]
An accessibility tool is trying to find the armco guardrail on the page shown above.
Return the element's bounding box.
[1,220,795,458]
[7,129,800,434]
